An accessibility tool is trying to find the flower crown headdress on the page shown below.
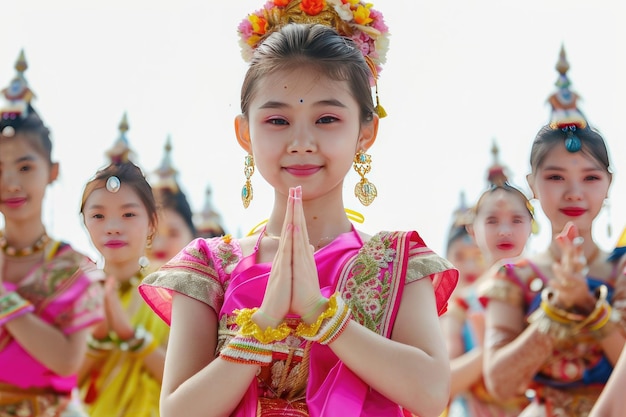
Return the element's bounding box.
[238,0,390,117]
[547,45,588,153]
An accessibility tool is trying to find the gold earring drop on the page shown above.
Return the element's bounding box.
[241,154,255,208]
[353,150,377,206]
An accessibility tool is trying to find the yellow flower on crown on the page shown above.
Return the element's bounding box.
[249,15,268,36]
[353,4,372,25]
[238,0,390,75]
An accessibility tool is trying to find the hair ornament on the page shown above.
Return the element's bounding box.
[194,185,226,238]
[1,50,35,136]
[106,176,121,193]
[486,140,509,188]
[152,135,179,193]
[546,45,588,153]
[1,126,15,138]
[478,141,539,234]
[562,124,582,153]
[106,113,136,165]
[239,0,389,70]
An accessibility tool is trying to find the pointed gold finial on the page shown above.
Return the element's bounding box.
[118,112,129,133]
[15,49,27,74]
[555,44,570,76]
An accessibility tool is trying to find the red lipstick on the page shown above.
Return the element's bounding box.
[560,207,586,217]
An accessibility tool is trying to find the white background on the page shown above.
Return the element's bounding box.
[2,0,625,261]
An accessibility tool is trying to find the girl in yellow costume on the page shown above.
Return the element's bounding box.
[77,115,168,417]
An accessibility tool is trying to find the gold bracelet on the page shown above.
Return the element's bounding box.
[0,292,35,326]
[235,308,291,344]
[528,308,577,340]
[576,285,609,329]
[540,288,586,323]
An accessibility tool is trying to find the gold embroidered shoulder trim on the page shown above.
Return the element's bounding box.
[406,253,455,284]
[479,279,523,307]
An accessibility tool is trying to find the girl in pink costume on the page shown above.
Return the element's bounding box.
[139,3,458,416]
[0,51,104,416]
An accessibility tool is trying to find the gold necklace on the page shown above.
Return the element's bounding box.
[117,269,145,294]
[0,230,50,257]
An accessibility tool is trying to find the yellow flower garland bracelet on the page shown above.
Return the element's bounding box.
[220,293,352,366]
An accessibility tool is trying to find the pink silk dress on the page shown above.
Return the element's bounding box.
[0,240,105,416]
[139,227,458,417]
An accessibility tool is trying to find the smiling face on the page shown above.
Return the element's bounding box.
[0,133,57,225]
[236,66,377,202]
[528,145,611,235]
[469,188,532,264]
[82,183,154,268]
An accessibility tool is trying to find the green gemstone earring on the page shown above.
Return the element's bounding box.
[353,150,377,206]
[241,154,255,208]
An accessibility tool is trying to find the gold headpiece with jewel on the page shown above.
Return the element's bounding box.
[484,141,539,234]
[546,45,588,153]
[105,113,137,165]
[238,0,390,117]
[151,135,179,193]
[1,50,36,137]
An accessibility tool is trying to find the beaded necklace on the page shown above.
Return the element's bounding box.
[0,231,50,257]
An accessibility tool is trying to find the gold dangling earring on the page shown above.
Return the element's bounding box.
[353,150,377,206]
[138,234,152,270]
[241,154,254,208]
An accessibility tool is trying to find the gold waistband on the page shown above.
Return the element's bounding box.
[257,397,309,417]
[533,384,603,416]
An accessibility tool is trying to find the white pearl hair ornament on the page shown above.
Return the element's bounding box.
[1,126,15,137]
[106,176,121,193]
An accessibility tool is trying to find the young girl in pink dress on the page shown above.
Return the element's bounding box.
[0,51,104,416]
[138,2,458,416]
